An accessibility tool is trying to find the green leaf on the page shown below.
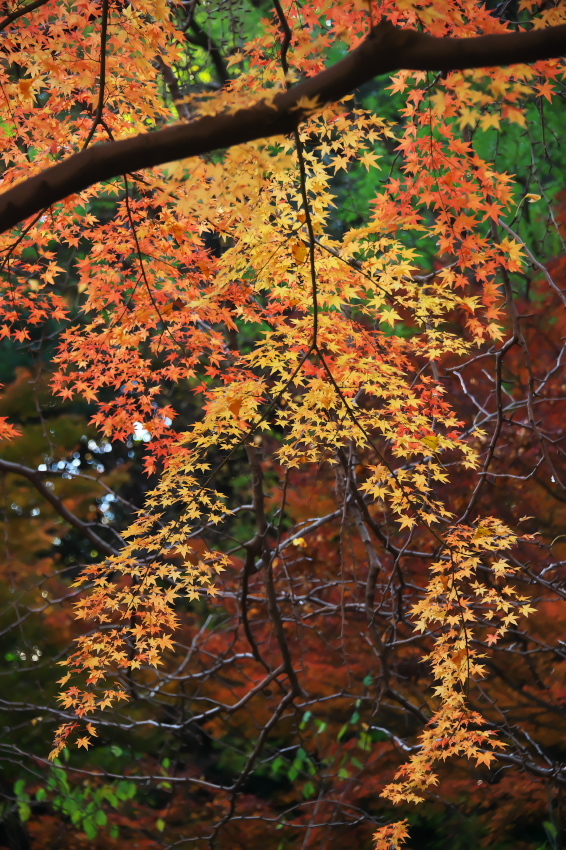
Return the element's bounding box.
[117,780,136,800]
[370,728,389,742]
[83,818,98,840]
[288,765,300,783]
[271,756,286,778]
[543,822,558,839]
[17,802,31,822]
[14,779,27,797]
[94,810,108,827]
[156,818,166,832]
[302,781,316,799]
[63,799,79,815]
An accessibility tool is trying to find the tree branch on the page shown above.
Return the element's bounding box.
[0,18,565,234]
[0,457,118,556]
[0,0,50,32]
[186,17,230,87]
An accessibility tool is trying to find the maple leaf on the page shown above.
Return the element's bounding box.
[18,78,35,102]
[293,95,322,114]
[475,751,496,767]
[360,150,381,169]
[291,243,309,263]
[226,51,245,67]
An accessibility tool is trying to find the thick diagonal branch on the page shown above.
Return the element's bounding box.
[0,19,565,234]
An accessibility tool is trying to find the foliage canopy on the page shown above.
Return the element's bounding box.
[1,0,566,847]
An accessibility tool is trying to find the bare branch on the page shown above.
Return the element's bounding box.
[0,0,50,32]
[0,457,117,556]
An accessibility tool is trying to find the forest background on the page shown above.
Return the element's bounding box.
[0,0,566,848]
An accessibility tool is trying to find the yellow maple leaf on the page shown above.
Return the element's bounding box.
[475,751,496,767]
[291,243,309,264]
[226,51,245,67]
[293,95,322,114]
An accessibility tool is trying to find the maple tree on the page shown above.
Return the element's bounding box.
[1,0,566,846]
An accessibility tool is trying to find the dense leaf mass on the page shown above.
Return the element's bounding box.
[0,0,566,847]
